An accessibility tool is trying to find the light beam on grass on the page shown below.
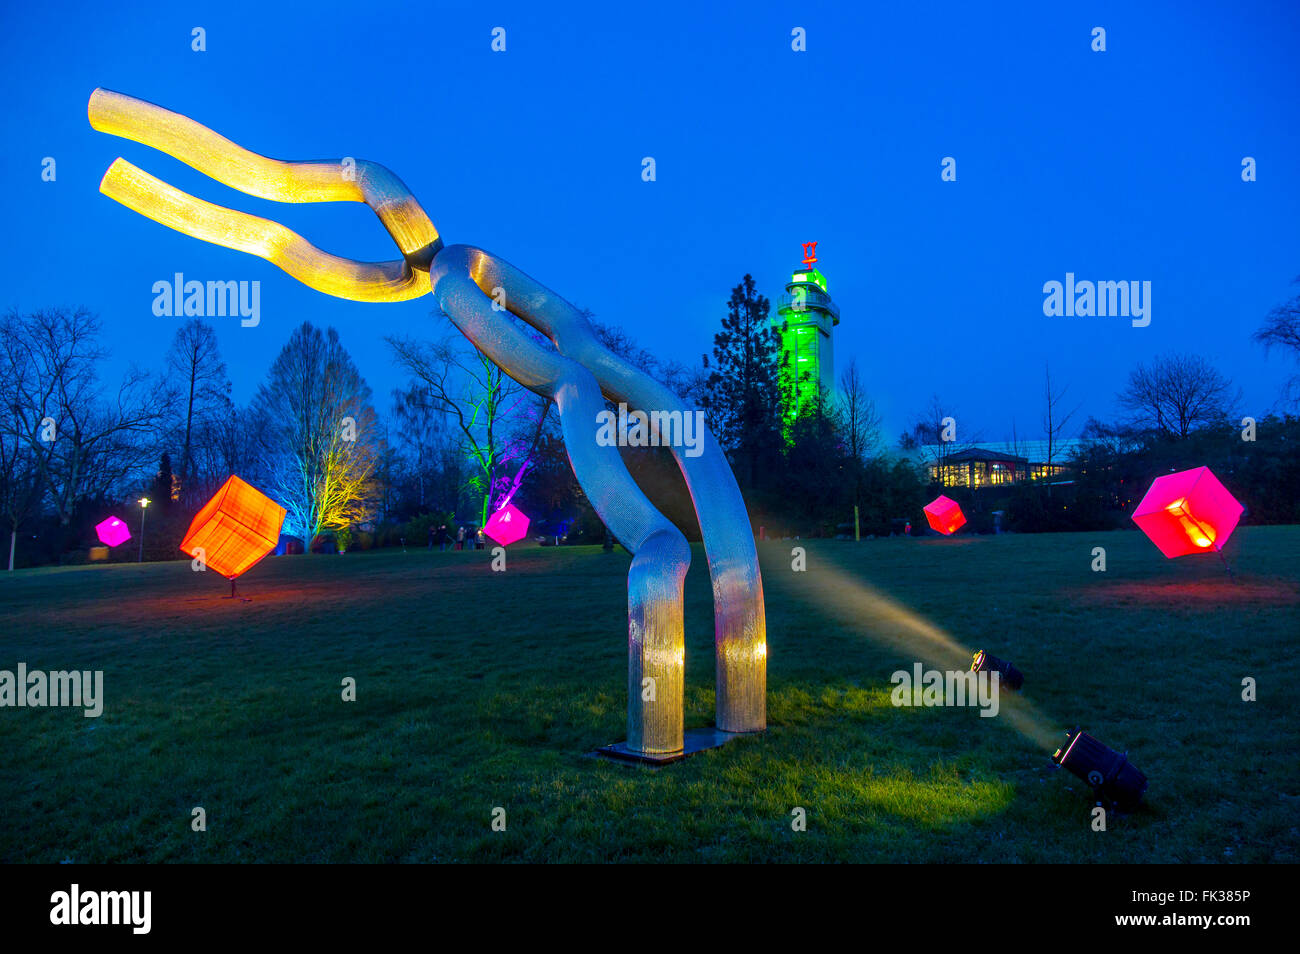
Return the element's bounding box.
[787,561,1061,751]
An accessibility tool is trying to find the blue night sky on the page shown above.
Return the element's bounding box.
[3,0,1298,442]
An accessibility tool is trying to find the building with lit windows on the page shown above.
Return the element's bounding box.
[918,441,1082,489]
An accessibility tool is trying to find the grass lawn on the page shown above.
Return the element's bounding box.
[2,526,1297,863]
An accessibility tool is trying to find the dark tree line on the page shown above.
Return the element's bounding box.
[6,273,1299,566]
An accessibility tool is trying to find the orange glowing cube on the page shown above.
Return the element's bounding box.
[1132,466,1243,558]
[923,495,966,535]
[180,475,286,578]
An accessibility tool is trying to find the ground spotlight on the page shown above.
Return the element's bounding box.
[970,650,1023,690]
[1052,728,1148,812]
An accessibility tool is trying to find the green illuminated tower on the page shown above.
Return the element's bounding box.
[774,250,839,422]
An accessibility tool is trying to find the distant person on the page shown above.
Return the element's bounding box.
[457,525,466,550]
[427,524,435,549]
[475,527,485,549]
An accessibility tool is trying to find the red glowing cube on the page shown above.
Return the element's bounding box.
[483,503,530,546]
[923,495,966,535]
[180,475,286,578]
[95,515,131,548]
[1132,466,1243,558]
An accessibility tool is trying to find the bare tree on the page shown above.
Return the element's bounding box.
[254,323,379,550]
[388,332,550,527]
[0,308,168,526]
[834,361,880,538]
[1254,277,1300,405]
[390,384,451,513]
[0,389,46,571]
[1042,363,1081,495]
[1117,353,1239,439]
[1004,417,1025,463]
[901,394,979,484]
[836,360,881,465]
[192,402,260,496]
[165,318,230,501]
[592,317,705,404]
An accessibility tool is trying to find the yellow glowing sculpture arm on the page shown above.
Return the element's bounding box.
[88,88,439,302]
[100,159,428,302]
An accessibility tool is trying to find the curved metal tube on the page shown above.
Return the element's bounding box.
[99,159,430,302]
[432,251,690,754]
[457,248,767,732]
[88,88,439,300]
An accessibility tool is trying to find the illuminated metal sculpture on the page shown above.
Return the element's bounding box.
[923,495,966,536]
[1132,466,1244,558]
[95,516,131,549]
[88,89,766,758]
[180,475,287,588]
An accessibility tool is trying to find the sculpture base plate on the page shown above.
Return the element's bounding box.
[593,726,748,766]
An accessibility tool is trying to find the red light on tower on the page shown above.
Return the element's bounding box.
[923,495,966,535]
[1132,466,1243,558]
[801,241,817,266]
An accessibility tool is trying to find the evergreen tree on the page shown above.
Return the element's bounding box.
[704,275,787,489]
[151,453,175,512]
[782,392,849,532]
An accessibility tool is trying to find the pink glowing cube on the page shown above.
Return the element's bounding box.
[923,495,966,535]
[483,504,530,546]
[1132,466,1244,558]
[95,515,131,548]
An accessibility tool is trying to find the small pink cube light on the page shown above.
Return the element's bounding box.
[95,516,131,548]
[923,495,966,536]
[484,504,530,546]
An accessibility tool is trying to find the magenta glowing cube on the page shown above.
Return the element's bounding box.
[95,515,131,548]
[1132,466,1244,558]
[483,504,530,546]
[923,495,966,535]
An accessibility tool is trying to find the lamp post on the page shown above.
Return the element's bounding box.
[137,497,150,562]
